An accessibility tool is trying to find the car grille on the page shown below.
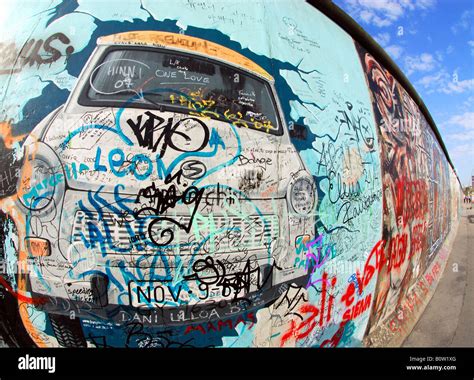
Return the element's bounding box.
[71,211,279,254]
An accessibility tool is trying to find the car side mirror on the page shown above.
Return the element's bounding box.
[288,123,307,140]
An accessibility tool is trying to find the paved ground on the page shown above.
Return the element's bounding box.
[404,203,474,347]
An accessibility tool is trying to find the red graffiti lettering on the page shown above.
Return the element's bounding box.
[342,293,372,322]
[280,304,319,346]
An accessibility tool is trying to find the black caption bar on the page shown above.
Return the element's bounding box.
[0,347,472,379]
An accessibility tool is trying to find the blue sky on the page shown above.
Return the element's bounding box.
[333,0,474,187]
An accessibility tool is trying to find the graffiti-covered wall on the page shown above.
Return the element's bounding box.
[0,0,462,348]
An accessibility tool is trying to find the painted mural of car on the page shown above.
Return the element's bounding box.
[14,31,317,346]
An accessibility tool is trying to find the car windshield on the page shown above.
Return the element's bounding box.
[84,48,281,135]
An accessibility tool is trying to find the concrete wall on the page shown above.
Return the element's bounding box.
[0,0,462,348]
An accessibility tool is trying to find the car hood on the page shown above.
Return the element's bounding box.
[42,107,303,199]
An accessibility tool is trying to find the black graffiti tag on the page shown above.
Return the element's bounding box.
[134,169,205,246]
[183,257,280,301]
[126,111,210,158]
[0,32,74,75]
[337,102,375,150]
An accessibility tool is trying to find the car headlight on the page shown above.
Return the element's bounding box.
[289,176,316,216]
[18,157,57,211]
[17,143,64,212]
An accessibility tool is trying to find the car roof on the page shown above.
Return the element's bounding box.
[97,31,274,82]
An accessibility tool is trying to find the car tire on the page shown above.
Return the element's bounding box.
[0,289,37,347]
[0,212,36,347]
[49,314,87,348]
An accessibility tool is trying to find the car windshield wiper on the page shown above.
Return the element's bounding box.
[113,90,168,111]
[139,91,167,111]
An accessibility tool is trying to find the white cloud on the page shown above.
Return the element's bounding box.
[446,131,474,141]
[385,44,404,59]
[469,40,474,55]
[449,142,474,160]
[375,32,391,46]
[341,0,436,27]
[416,0,437,8]
[359,9,393,27]
[444,140,474,187]
[404,53,437,75]
[416,69,474,94]
[446,111,474,131]
[416,70,448,88]
[442,112,474,185]
[445,78,474,94]
[451,10,474,34]
[442,111,473,164]
[462,95,474,111]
